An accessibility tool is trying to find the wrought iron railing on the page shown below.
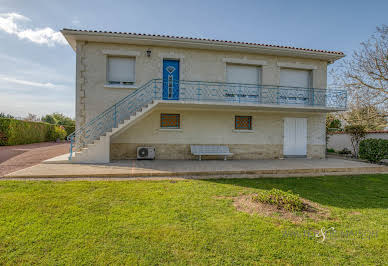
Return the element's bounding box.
[67,79,347,159]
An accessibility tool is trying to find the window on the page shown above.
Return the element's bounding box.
[107,57,135,85]
[226,64,261,101]
[279,68,312,104]
[160,114,180,129]
[279,68,311,88]
[235,116,252,130]
[226,64,261,84]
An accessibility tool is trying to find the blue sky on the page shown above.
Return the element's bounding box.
[0,0,387,117]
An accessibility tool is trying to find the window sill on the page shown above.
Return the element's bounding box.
[104,84,138,90]
[233,129,255,133]
[158,128,183,132]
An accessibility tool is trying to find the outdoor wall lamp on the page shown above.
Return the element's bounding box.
[146,49,151,57]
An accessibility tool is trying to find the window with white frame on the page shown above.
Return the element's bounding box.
[226,64,261,102]
[107,57,135,85]
[226,64,261,84]
[279,68,312,104]
[279,68,311,88]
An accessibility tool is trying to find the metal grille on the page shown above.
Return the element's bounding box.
[235,116,252,130]
[160,114,180,128]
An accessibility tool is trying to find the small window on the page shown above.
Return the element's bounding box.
[160,114,180,129]
[235,116,252,130]
[107,57,135,85]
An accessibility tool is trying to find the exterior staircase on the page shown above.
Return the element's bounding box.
[67,79,161,163]
[71,101,158,163]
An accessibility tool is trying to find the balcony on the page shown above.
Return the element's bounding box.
[151,79,347,110]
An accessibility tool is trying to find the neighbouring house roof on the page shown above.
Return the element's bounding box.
[61,28,345,62]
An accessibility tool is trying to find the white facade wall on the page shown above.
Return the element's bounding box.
[112,107,326,146]
[76,41,328,127]
[72,40,332,160]
[328,132,388,151]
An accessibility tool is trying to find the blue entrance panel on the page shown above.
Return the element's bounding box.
[163,60,180,100]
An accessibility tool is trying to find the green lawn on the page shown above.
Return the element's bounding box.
[0,175,387,265]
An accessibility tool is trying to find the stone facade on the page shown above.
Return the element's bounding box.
[110,107,326,160]
[111,143,283,160]
[74,41,329,127]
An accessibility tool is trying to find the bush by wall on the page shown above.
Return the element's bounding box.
[0,118,67,146]
[47,125,67,141]
[359,139,388,163]
[62,125,75,137]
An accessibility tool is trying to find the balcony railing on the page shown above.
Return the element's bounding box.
[161,80,347,108]
[67,79,347,159]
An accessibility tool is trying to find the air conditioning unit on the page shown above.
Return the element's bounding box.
[137,147,156,160]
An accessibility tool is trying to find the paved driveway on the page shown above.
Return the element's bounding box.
[0,142,69,177]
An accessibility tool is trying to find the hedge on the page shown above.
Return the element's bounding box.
[0,118,66,146]
[359,138,388,163]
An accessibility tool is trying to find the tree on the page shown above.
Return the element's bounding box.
[345,25,387,108]
[41,114,57,124]
[326,113,342,132]
[42,113,75,127]
[24,113,39,122]
[342,105,387,130]
[331,25,387,115]
[344,125,367,158]
[0,113,14,119]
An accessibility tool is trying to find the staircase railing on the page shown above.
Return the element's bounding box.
[67,79,162,159]
[67,79,347,159]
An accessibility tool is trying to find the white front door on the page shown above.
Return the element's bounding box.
[283,117,307,156]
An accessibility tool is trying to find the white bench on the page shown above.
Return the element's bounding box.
[190,145,233,160]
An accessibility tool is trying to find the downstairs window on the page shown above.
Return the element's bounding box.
[235,116,252,130]
[160,113,180,129]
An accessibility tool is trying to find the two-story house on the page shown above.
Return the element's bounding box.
[61,29,346,163]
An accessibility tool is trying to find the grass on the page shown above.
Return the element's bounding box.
[0,174,387,264]
[252,188,305,212]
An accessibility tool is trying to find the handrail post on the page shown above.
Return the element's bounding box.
[153,79,157,100]
[239,84,241,103]
[114,104,117,128]
[312,88,314,106]
[68,136,73,160]
[197,81,201,102]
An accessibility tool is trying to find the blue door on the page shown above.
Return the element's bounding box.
[163,60,179,100]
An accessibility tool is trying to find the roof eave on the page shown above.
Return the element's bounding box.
[61,29,345,62]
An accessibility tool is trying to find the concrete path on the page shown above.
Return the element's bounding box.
[3,158,387,179]
[0,142,70,177]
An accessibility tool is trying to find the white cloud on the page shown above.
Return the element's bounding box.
[0,75,71,91]
[0,12,67,46]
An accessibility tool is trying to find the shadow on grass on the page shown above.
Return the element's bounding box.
[203,174,388,209]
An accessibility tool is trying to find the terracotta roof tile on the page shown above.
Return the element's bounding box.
[62,28,344,55]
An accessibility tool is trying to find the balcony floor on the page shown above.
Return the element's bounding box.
[156,100,346,112]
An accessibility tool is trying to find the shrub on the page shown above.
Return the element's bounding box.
[359,139,388,163]
[62,125,75,137]
[47,125,67,141]
[326,148,335,153]
[0,118,66,146]
[345,125,367,158]
[338,148,352,155]
[252,189,305,212]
